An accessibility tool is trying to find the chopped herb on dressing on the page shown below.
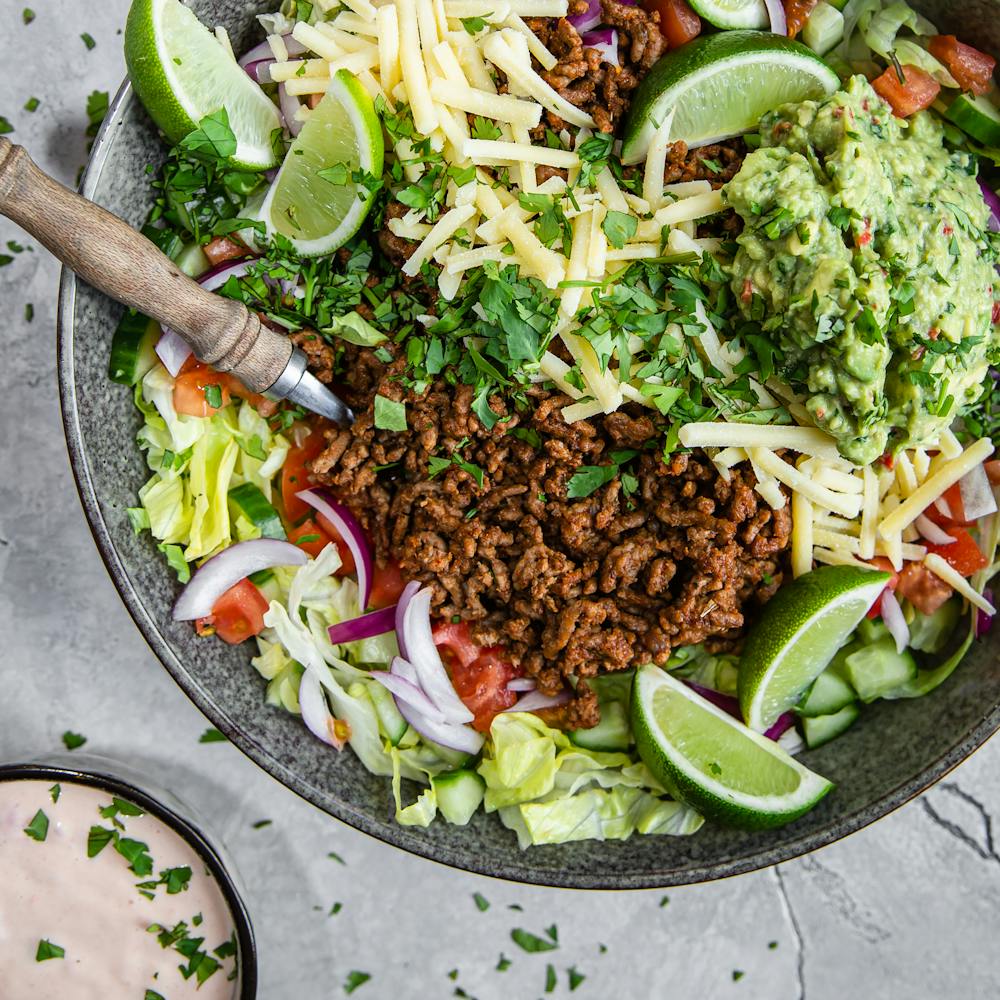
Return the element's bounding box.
[510,928,558,953]
[23,810,49,842]
[61,731,87,751]
[344,970,372,994]
[35,939,65,962]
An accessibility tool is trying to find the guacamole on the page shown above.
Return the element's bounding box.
[723,75,999,465]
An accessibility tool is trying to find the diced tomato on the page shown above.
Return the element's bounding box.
[985,460,1000,486]
[871,64,941,117]
[928,35,996,96]
[924,527,988,577]
[203,236,248,267]
[865,556,899,619]
[288,518,332,558]
[281,429,329,523]
[922,481,975,529]
[370,558,406,610]
[173,360,232,417]
[196,579,269,644]
[432,621,521,731]
[313,512,358,577]
[642,0,700,48]
[896,561,954,616]
[783,0,818,38]
[432,621,482,670]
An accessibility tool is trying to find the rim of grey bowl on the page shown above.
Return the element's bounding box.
[57,77,1000,890]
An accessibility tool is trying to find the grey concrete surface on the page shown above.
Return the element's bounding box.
[1,3,999,997]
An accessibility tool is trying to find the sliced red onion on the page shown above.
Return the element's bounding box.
[299,669,346,749]
[391,656,419,686]
[977,589,994,637]
[374,662,448,722]
[916,513,956,545]
[880,589,910,654]
[567,0,602,33]
[763,0,787,34]
[959,463,998,522]
[278,83,303,137]
[394,696,485,753]
[173,538,307,620]
[155,327,193,377]
[158,260,254,375]
[934,495,953,520]
[400,588,475,724]
[244,58,275,84]
[395,581,422,661]
[979,178,1000,234]
[763,712,795,742]
[507,677,537,692]
[297,489,373,610]
[503,689,572,713]
[327,605,397,646]
[581,28,619,67]
[685,681,740,719]
[283,35,307,57]
[238,38,274,68]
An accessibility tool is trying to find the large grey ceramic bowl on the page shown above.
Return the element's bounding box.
[59,0,1000,889]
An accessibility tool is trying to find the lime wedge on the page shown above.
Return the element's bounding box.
[632,665,833,829]
[125,0,282,170]
[688,0,768,29]
[738,566,890,733]
[620,30,840,164]
[258,70,384,257]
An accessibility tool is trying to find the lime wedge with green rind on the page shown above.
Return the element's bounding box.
[257,69,384,257]
[632,665,833,829]
[738,565,889,733]
[688,0,768,30]
[125,0,282,170]
[620,30,840,164]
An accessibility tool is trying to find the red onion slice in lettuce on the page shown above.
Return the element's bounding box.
[327,605,397,646]
[278,83,304,137]
[374,662,449,723]
[243,58,275,84]
[684,681,741,718]
[879,589,910,655]
[395,580,422,661]
[763,0,787,34]
[915,513,956,545]
[173,538,307,620]
[503,689,572,713]
[299,669,347,749]
[763,712,795,742]
[568,0,602,33]
[297,489,373,611]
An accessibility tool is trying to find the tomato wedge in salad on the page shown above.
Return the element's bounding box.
[433,622,520,731]
[196,578,269,644]
[871,64,940,117]
[928,35,997,95]
[281,429,328,523]
[369,558,406,609]
[924,527,989,577]
[644,0,700,48]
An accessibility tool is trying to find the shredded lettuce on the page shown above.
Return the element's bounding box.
[478,714,702,847]
[892,39,959,87]
[667,646,739,696]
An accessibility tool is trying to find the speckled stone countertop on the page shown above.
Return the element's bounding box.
[2,3,999,997]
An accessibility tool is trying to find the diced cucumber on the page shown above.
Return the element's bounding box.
[108,310,160,386]
[802,1,844,55]
[228,482,287,540]
[883,619,975,700]
[367,680,408,746]
[856,617,890,645]
[802,703,860,749]
[175,242,211,278]
[946,92,1000,146]
[842,638,917,702]
[569,699,632,752]
[798,665,856,717]
[907,598,961,654]
[424,738,474,770]
[432,769,486,825]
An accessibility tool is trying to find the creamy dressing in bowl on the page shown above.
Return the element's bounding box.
[0,777,242,999]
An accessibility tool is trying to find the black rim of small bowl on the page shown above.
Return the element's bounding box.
[56,77,1000,890]
[0,761,258,996]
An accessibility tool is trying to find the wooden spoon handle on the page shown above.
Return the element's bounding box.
[0,136,290,393]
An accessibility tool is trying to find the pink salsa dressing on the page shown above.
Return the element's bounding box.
[0,779,238,999]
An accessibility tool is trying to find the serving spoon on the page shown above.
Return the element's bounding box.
[0,136,354,425]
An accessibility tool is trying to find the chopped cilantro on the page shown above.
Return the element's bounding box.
[252,819,273,829]
[374,394,408,431]
[35,940,65,962]
[344,970,371,994]
[22,8,35,23]
[545,964,557,992]
[566,464,618,499]
[568,966,586,990]
[602,210,638,249]
[81,31,96,49]
[49,784,61,803]
[733,970,745,982]
[62,730,87,751]
[510,928,558,953]
[87,825,116,857]
[0,117,13,135]
[330,902,343,916]
[328,850,345,864]
[24,96,39,112]
[199,727,227,743]
[496,953,512,971]
[460,14,488,32]
[473,892,490,912]
[659,895,669,907]
[23,809,49,842]
[25,303,34,322]
[203,383,224,409]
[179,109,237,162]
[115,836,154,876]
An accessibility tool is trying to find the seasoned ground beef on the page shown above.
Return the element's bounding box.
[305,342,791,724]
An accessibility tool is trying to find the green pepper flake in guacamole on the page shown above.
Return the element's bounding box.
[723,75,999,465]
